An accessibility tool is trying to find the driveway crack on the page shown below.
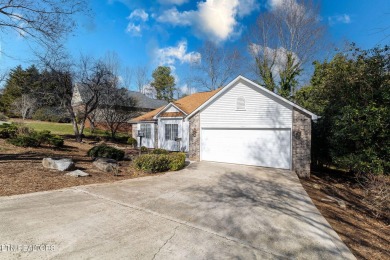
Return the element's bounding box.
[152,226,179,260]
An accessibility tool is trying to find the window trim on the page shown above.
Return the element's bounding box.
[140,124,152,139]
[165,124,179,141]
[236,96,246,111]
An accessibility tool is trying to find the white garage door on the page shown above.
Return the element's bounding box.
[201,128,291,169]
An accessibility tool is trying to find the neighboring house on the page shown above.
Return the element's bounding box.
[71,83,168,132]
[132,76,317,177]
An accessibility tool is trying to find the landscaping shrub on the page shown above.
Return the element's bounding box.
[114,135,129,144]
[46,135,64,147]
[140,146,148,153]
[0,123,18,138]
[8,136,40,147]
[133,154,170,173]
[6,128,64,148]
[127,137,137,147]
[134,152,186,173]
[168,152,186,171]
[151,148,168,155]
[0,112,8,121]
[32,107,71,123]
[87,144,125,161]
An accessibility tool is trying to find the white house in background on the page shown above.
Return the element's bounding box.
[131,76,317,177]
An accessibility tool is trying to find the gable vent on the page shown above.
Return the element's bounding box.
[236,97,246,110]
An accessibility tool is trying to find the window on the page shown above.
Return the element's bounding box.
[140,124,151,139]
[165,124,178,141]
[236,97,246,110]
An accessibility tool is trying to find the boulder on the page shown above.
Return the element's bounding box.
[42,158,75,171]
[66,170,90,177]
[93,158,118,173]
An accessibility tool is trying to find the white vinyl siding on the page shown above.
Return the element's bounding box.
[200,81,292,128]
[136,123,154,148]
[158,119,189,152]
[165,105,180,113]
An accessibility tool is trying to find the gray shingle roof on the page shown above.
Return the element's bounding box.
[72,84,167,110]
[127,91,168,109]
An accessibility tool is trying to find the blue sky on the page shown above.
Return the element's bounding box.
[0,0,389,93]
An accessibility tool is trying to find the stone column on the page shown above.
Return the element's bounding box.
[189,113,200,161]
[292,109,312,178]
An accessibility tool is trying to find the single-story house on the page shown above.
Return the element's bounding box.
[71,83,168,132]
[131,76,317,177]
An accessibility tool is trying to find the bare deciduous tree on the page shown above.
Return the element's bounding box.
[247,0,325,97]
[121,66,133,89]
[135,66,148,93]
[41,50,113,142]
[11,94,36,120]
[74,56,115,141]
[0,0,88,50]
[98,86,137,138]
[194,41,242,91]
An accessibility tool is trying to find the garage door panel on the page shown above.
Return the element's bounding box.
[201,129,291,169]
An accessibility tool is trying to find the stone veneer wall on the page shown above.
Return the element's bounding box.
[188,113,200,161]
[292,108,312,178]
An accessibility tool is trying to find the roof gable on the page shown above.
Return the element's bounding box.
[187,76,318,120]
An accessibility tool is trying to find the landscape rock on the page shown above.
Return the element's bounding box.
[93,158,118,173]
[42,158,75,171]
[66,170,90,177]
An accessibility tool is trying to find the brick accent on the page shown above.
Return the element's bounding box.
[292,108,312,178]
[189,113,200,161]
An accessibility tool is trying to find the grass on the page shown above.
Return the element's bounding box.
[10,119,127,137]
[15,120,75,135]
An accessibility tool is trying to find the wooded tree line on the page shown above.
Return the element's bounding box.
[294,45,389,176]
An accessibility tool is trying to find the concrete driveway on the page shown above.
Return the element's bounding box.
[0,162,355,259]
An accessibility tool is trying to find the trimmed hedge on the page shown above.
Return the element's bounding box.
[134,152,186,173]
[151,148,168,155]
[127,137,137,147]
[87,144,125,161]
[168,153,186,171]
[140,146,148,153]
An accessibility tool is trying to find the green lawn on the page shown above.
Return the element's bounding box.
[10,119,125,137]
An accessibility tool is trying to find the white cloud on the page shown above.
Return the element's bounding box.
[158,0,188,5]
[157,0,258,43]
[238,0,260,17]
[157,7,194,26]
[128,9,149,21]
[249,43,300,78]
[155,40,201,66]
[179,83,197,96]
[126,23,141,36]
[126,9,149,36]
[328,14,351,25]
[268,0,285,9]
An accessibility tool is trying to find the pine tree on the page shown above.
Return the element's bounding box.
[150,66,175,102]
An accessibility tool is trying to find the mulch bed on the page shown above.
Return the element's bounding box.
[0,138,151,196]
[300,169,390,260]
